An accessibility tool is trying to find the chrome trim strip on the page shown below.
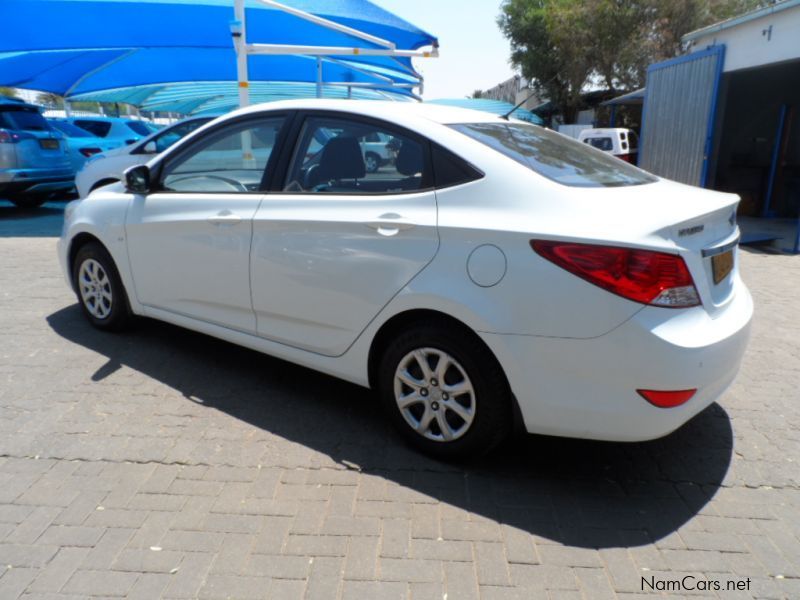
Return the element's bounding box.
[702,235,740,258]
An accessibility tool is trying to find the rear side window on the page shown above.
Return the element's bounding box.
[50,121,96,138]
[432,145,483,189]
[585,137,613,152]
[0,107,50,131]
[452,122,656,187]
[75,120,111,137]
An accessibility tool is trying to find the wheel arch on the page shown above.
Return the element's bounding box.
[367,308,513,399]
[90,178,120,193]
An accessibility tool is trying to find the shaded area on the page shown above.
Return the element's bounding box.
[0,199,66,237]
[47,304,734,549]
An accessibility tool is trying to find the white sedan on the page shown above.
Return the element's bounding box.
[58,99,752,460]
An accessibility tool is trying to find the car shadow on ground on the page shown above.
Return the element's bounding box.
[0,200,66,237]
[47,305,733,549]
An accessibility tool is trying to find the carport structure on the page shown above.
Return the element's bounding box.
[0,0,438,111]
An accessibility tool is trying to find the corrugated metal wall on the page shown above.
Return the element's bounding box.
[639,46,725,187]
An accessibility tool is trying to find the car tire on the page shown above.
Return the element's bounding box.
[377,321,512,461]
[8,194,48,209]
[364,152,380,174]
[72,242,133,331]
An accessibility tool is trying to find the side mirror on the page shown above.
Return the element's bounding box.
[143,141,157,154]
[125,165,151,194]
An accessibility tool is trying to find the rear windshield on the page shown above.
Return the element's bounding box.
[126,121,152,136]
[451,122,656,187]
[75,120,111,137]
[0,107,51,132]
[50,120,96,138]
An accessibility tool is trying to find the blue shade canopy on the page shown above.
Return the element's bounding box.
[0,0,436,99]
[72,81,414,115]
[428,99,544,125]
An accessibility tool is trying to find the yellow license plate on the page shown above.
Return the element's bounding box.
[39,139,59,150]
[712,250,734,284]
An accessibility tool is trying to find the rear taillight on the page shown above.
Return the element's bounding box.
[638,389,696,408]
[79,147,103,157]
[0,129,20,144]
[617,153,634,163]
[531,240,700,308]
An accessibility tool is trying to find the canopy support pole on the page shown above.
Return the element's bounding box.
[316,57,323,98]
[233,0,250,110]
[64,100,72,117]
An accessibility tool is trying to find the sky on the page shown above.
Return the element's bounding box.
[371,0,517,100]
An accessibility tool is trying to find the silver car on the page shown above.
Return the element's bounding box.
[0,97,74,208]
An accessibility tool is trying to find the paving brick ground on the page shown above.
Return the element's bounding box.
[0,200,798,599]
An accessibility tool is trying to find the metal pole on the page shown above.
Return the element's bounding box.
[233,0,250,110]
[316,57,323,98]
[64,100,72,117]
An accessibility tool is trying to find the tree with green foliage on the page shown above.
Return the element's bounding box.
[36,92,63,108]
[0,87,19,99]
[498,0,764,123]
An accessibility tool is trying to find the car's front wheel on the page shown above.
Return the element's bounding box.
[72,242,132,331]
[377,322,512,460]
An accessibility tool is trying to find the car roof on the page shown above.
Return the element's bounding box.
[0,96,41,111]
[228,99,509,126]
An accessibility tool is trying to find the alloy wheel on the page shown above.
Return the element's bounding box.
[393,347,476,442]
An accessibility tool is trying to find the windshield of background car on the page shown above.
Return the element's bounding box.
[451,122,656,187]
[0,107,51,132]
[50,121,97,138]
[126,121,152,136]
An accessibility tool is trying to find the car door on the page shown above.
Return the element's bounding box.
[250,113,439,356]
[125,115,288,333]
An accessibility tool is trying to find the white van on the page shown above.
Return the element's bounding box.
[578,128,638,164]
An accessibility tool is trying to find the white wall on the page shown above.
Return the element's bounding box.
[688,4,800,72]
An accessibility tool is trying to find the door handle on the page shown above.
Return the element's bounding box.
[365,213,416,236]
[207,210,243,226]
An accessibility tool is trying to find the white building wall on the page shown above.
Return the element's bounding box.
[687,4,800,72]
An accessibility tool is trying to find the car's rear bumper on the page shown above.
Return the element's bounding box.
[481,279,753,442]
[0,168,75,195]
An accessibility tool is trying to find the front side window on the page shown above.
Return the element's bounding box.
[284,116,427,194]
[452,122,656,188]
[143,119,210,154]
[126,120,153,136]
[160,117,284,193]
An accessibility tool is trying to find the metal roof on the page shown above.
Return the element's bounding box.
[683,0,800,43]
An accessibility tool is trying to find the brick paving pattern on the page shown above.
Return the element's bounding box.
[0,202,798,598]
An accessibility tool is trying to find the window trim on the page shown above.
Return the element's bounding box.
[269,110,436,197]
[148,112,295,195]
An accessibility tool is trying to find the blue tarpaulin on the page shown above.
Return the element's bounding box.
[0,0,436,103]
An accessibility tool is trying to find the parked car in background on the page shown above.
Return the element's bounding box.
[75,116,216,198]
[578,128,639,163]
[0,96,74,208]
[361,131,398,173]
[60,99,752,460]
[62,116,154,147]
[48,119,122,172]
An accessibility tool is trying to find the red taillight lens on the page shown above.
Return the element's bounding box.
[79,147,102,157]
[531,240,700,308]
[0,129,20,144]
[637,389,697,408]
